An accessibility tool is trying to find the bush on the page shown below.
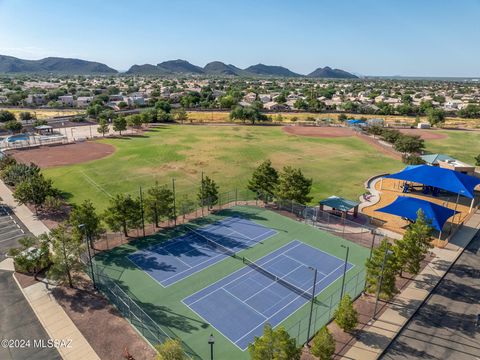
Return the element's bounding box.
[10,236,50,275]
[1,163,40,186]
[311,326,335,360]
[155,339,186,360]
[334,295,358,332]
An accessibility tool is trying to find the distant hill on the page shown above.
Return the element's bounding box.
[157,59,205,74]
[0,55,117,74]
[0,54,357,78]
[203,61,243,76]
[244,64,302,77]
[308,66,358,79]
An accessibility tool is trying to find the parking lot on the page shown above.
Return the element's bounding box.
[0,205,29,261]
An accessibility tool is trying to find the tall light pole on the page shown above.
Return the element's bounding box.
[339,244,350,301]
[208,334,215,360]
[201,171,205,217]
[78,224,96,290]
[306,266,318,345]
[172,178,176,226]
[139,186,145,237]
[373,244,393,320]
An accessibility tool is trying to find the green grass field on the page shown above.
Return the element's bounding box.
[44,125,401,211]
[424,130,480,164]
[93,206,370,359]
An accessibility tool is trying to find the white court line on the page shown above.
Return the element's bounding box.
[242,261,306,303]
[222,288,268,320]
[180,294,252,352]
[150,218,276,286]
[234,259,349,347]
[282,253,328,277]
[80,170,113,198]
[185,241,303,307]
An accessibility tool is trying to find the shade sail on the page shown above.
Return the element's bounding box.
[376,196,458,231]
[384,165,480,198]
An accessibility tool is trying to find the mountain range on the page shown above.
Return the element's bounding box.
[0,54,358,78]
[0,55,117,74]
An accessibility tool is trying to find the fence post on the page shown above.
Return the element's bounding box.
[235,188,238,206]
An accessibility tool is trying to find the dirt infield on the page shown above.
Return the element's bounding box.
[398,128,448,140]
[282,126,356,137]
[8,141,115,168]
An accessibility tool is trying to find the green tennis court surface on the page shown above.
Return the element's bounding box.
[93,206,370,359]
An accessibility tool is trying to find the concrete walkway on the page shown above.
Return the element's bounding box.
[341,210,480,360]
[15,276,100,360]
[0,180,49,236]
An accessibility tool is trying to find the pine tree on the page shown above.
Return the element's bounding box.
[103,194,142,236]
[248,324,301,360]
[334,294,358,332]
[365,239,399,299]
[394,209,433,276]
[69,199,104,248]
[248,159,279,202]
[47,224,84,288]
[310,326,335,360]
[97,119,110,137]
[275,166,313,204]
[198,176,219,209]
[144,182,175,227]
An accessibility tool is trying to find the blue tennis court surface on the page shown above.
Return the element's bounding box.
[128,217,276,287]
[183,240,353,350]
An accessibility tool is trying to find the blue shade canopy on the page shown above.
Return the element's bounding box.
[376,196,458,231]
[385,165,480,198]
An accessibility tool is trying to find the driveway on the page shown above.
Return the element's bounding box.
[0,271,61,360]
[381,233,480,360]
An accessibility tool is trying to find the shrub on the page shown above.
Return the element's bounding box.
[334,295,358,332]
[311,326,335,360]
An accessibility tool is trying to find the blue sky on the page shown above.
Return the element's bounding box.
[0,0,479,76]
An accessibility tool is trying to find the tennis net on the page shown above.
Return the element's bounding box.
[243,256,312,301]
[185,225,237,258]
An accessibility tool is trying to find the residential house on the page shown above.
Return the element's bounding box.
[243,92,257,103]
[263,101,288,111]
[58,95,74,107]
[76,96,94,107]
[26,94,47,105]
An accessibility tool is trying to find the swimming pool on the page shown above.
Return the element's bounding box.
[5,134,30,143]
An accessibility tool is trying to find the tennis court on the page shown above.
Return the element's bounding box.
[128,216,277,287]
[183,239,354,350]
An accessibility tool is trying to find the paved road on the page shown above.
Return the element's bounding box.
[0,271,61,360]
[0,206,29,261]
[381,233,480,360]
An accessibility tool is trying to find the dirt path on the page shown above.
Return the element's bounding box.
[8,141,115,168]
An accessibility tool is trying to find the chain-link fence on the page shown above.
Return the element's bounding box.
[286,267,366,346]
[85,263,201,359]
[272,197,384,249]
[0,134,70,150]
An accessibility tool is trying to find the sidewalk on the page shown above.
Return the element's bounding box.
[0,180,49,236]
[341,210,480,360]
[14,275,100,360]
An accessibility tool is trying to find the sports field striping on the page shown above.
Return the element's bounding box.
[183,240,353,350]
[128,216,276,287]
